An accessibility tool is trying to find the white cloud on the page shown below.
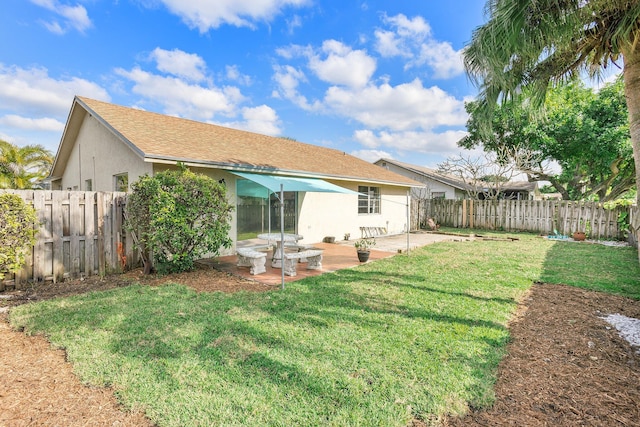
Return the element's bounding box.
[275,44,311,60]
[0,64,107,151]
[221,105,282,135]
[276,41,376,88]
[308,40,377,88]
[350,149,394,163]
[374,29,407,58]
[415,40,464,79]
[30,0,92,34]
[353,128,469,157]
[150,48,207,82]
[384,14,431,37]
[156,0,310,32]
[324,79,467,131]
[286,14,303,35]
[272,30,469,158]
[115,66,244,120]
[272,64,322,111]
[225,65,252,86]
[43,20,65,35]
[375,13,463,79]
[0,64,110,118]
[0,115,64,132]
[353,129,379,148]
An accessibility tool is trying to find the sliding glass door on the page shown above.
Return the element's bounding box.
[236,179,297,241]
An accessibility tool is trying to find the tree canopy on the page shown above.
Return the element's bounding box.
[0,140,53,189]
[461,78,634,201]
[464,0,640,204]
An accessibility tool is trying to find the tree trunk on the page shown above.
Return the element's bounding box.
[622,47,640,260]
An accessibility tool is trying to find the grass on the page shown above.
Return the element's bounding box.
[9,232,640,426]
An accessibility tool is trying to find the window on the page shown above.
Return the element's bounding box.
[358,186,380,214]
[431,191,446,199]
[114,173,128,192]
[85,179,92,191]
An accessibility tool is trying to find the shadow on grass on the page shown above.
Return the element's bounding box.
[332,268,518,305]
[11,246,531,424]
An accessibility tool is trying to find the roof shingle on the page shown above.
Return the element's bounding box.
[76,97,417,186]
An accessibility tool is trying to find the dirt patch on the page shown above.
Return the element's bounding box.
[1,272,639,426]
[0,264,276,309]
[444,283,640,427]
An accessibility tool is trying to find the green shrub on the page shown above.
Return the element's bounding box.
[125,166,233,274]
[0,193,37,279]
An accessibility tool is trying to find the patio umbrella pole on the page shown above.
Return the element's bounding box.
[406,191,410,254]
[280,183,285,290]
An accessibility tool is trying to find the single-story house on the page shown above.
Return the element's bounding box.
[374,158,539,200]
[50,96,420,254]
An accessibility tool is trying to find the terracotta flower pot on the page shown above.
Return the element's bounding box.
[572,231,586,241]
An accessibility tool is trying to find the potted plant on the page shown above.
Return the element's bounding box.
[354,238,375,262]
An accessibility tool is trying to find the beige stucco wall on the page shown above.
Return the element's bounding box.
[60,114,152,191]
[297,182,409,244]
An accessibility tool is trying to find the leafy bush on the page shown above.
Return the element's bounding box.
[125,166,233,274]
[0,193,38,279]
[603,198,634,239]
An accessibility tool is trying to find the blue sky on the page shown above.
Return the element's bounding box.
[1,0,490,168]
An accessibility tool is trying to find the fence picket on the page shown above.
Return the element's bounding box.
[51,191,64,282]
[424,198,633,242]
[1,190,128,288]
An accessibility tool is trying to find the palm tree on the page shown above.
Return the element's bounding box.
[0,140,53,189]
[464,0,640,204]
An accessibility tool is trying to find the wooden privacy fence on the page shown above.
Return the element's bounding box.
[428,199,630,240]
[1,190,132,290]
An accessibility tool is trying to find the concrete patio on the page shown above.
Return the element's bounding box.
[202,231,463,285]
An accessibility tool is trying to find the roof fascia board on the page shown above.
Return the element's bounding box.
[49,98,84,178]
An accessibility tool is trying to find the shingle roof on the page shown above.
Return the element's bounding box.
[377,158,474,190]
[67,96,417,187]
[378,158,536,192]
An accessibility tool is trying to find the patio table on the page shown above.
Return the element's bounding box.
[257,233,304,268]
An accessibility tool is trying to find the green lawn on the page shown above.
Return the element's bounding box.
[9,232,640,426]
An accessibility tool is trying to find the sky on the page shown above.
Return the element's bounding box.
[1,0,491,168]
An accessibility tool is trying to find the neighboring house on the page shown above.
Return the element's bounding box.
[50,97,420,253]
[498,180,540,200]
[374,158,539,200]
[374,158,472,199]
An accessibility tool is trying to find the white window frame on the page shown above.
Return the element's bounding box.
[358,186,381,214]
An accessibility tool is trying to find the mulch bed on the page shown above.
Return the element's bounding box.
[443,283,640,427]
[1,268,639,426]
